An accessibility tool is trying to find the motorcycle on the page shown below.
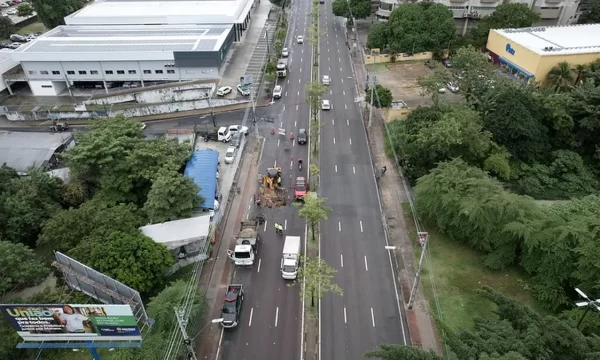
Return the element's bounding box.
[298,161,303,171]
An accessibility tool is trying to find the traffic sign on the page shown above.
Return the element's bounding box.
[354,96,365,103]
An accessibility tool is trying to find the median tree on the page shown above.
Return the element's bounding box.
[31,0,85,29]
[292,256,342,308]
[306,82,328,121]
[295,193,331,241]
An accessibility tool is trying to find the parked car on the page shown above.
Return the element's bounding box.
[8,43,21,49]
[230,132,242,148]
[273,85,282,99]
[217,86,232,96]
[296,35,304,44]
[322,75,330,85]
[6,8,17,15]
[321,99,331,110]
[446,82,459,93]
[9,34,27,43]
[229,125,248,136]
[442,59,452,68]
[297,128,307,145]
[281,47,289,57]
[224,146,237,164]
[237,84,250,96]
[0,3,9,8]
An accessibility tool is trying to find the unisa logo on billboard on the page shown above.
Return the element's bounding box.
[505,44,516,55]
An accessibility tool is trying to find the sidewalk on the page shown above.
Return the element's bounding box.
[350,24,443,354]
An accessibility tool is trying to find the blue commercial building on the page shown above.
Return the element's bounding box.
[184,149,219,209]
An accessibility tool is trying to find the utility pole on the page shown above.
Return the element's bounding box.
[574,288,600,328]
[175,307,197,360]
[408,232,429,310]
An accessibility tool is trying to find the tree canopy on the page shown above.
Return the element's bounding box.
[331,0,371,19]
[578,3,600,24]
[367,84,393,108]
[30,0,85,29]
[0,241,47,295]
[0,16,14,40]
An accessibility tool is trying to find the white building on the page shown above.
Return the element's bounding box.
[0,49,19,96]
[375,0,580,28]
[9,24,235,96]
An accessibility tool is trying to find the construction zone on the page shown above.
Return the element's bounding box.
[259,167,287,208]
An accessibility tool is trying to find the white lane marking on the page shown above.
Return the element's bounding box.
[344,307,347,323]
[335,165,338,173]
[302,49,304,53]
[257,258,262,273]
[301,57,303,62]
[330,90,333,95]
[296,105,299,110]
[280,121,283,127]
[284,219,287,230]
[299,79,301,83]
[249,308,254,326]
[371,308,375,327]
[283,105,286,112]
[293,139,296,146]
[338,49,340,53]
[246,213,249,219]
[340,254,344,268]
[328,57,330,62]
[340,68,342,72]
[298,91,300,96]
[333,137,335,144]
[338,221,341,232]
[364,256,369,271]
[285,92,288,97]
[332,119,334,125]
[274,160,277,167]
[248,204,251,210]
[277,139,280,147]
[294,120,297,127]
[339,57,341,62]
[349,138,352,145]
[287,79,290,84]
[329,67,331,71]
[290,160,293,168]
[327,48,329,52]
[343,90,345,96]
[300,67,302,72]
[275,307,279,327]
[341,78,344,83]
[264,220,268,232]
[215,328,224,360]
[353,166,356,174]
[345,104,347,109]
[347,119,349,126]
[360,220,363,232]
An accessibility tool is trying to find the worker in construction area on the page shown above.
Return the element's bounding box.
[274,223,283,235]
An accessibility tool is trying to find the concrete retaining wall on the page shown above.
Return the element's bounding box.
[84,83,216,105]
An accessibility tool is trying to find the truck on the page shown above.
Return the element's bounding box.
[281,236,301,280]
[198,126,232,143]
[220,284,244,329]
[227,221,260,266]
[276,58,288,77]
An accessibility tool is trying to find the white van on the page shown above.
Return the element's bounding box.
[281,236,301,280]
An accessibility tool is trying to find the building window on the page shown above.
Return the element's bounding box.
[155,70,163,74]
[117,70,125,74]
[67,71,75,75]
[78,70,87,75]
[167,69,175,74]
[128,70,136,74]
[28,70,35,75]
[143,70,151,74]
[52,70,60,75]
[105,70,114,74]
[90,70,99,75]
[40,70,49,75]
[41,85,52,88]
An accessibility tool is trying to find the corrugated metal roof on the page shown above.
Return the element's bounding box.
[184,149,219,208]
[0,131,74,174]
[139,215,211,249]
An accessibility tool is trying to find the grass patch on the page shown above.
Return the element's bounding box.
[17,22,46,35]
[401,202,546,331]
[166,263,197,283]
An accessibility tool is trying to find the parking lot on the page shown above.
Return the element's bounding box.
[1,0,38,32]
[374,62,461,108]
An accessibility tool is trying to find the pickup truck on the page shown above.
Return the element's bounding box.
[198,126,232,143]
[220,284,244,329]
[227,221,260,266]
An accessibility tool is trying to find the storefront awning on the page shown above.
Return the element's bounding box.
[498,56,534,79]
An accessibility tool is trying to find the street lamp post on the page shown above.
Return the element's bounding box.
[574,288,600,328]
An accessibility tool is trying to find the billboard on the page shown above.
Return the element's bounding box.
[0,304,142,342]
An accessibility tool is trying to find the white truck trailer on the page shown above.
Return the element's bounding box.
[281,236,301,280]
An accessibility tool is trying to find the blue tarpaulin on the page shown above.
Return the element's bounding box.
[184,149,219,209]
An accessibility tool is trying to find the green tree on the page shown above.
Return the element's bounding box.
[69,230,175,294]
[465,3,540,49]
[367,84,393,108]
[387,3,455,54]
[309,164,320,190]
[295,193,331,241]
[0,17,15,44]
[332,0,350,18]
[30,0,85,29]
[16,3,34,17]
[0,241,47,295]
[291,255,342,307]
[569,81,600,161]
[306,82,328,122]
[578,3,600,24]
[143,170,202,224]
[366,344,443,359]
[366,23,388,50]
[547,61,574,91]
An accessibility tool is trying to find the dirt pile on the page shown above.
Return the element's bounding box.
[259,187,287,208]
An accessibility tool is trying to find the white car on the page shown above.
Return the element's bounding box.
[237,84,250,96]
[446,82,459,93]
[297,35,304,44]
[321,99,331,110]
[224,146,237,164]
[273,85,283,99]
[140,122,147,130]
[217,86,232,96]
[6,8,16,15]
[229,125,249,136]
[282,48,289,57]
[0,3,8,8]
[322,75,330,85]
[8,43,21,49]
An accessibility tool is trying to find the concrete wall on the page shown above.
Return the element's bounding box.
[28,80,62,96]
[5,98,250,121]
[21,60,220,82]
[85,83,216,105]
[364,51,433,64]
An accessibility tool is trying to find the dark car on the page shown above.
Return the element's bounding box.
[297,128,307,145]
[220,284,243,329]
[9,34,27,43]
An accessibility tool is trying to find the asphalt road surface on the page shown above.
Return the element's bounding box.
[317,7,411,360]
[218,0,312,359]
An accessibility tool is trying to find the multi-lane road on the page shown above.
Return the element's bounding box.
[218,0,312,358]
[317,4,410,360]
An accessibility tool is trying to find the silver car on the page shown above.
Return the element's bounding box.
[273,85,283,99]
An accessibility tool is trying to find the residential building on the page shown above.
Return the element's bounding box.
[486,24,600,82]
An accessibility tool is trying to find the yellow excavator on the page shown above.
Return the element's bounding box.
[262,167,282,190]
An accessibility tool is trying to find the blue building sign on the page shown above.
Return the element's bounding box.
[505,44,516,55]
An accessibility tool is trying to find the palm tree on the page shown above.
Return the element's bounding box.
[573,64,588,86]
[546,61,574,91]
